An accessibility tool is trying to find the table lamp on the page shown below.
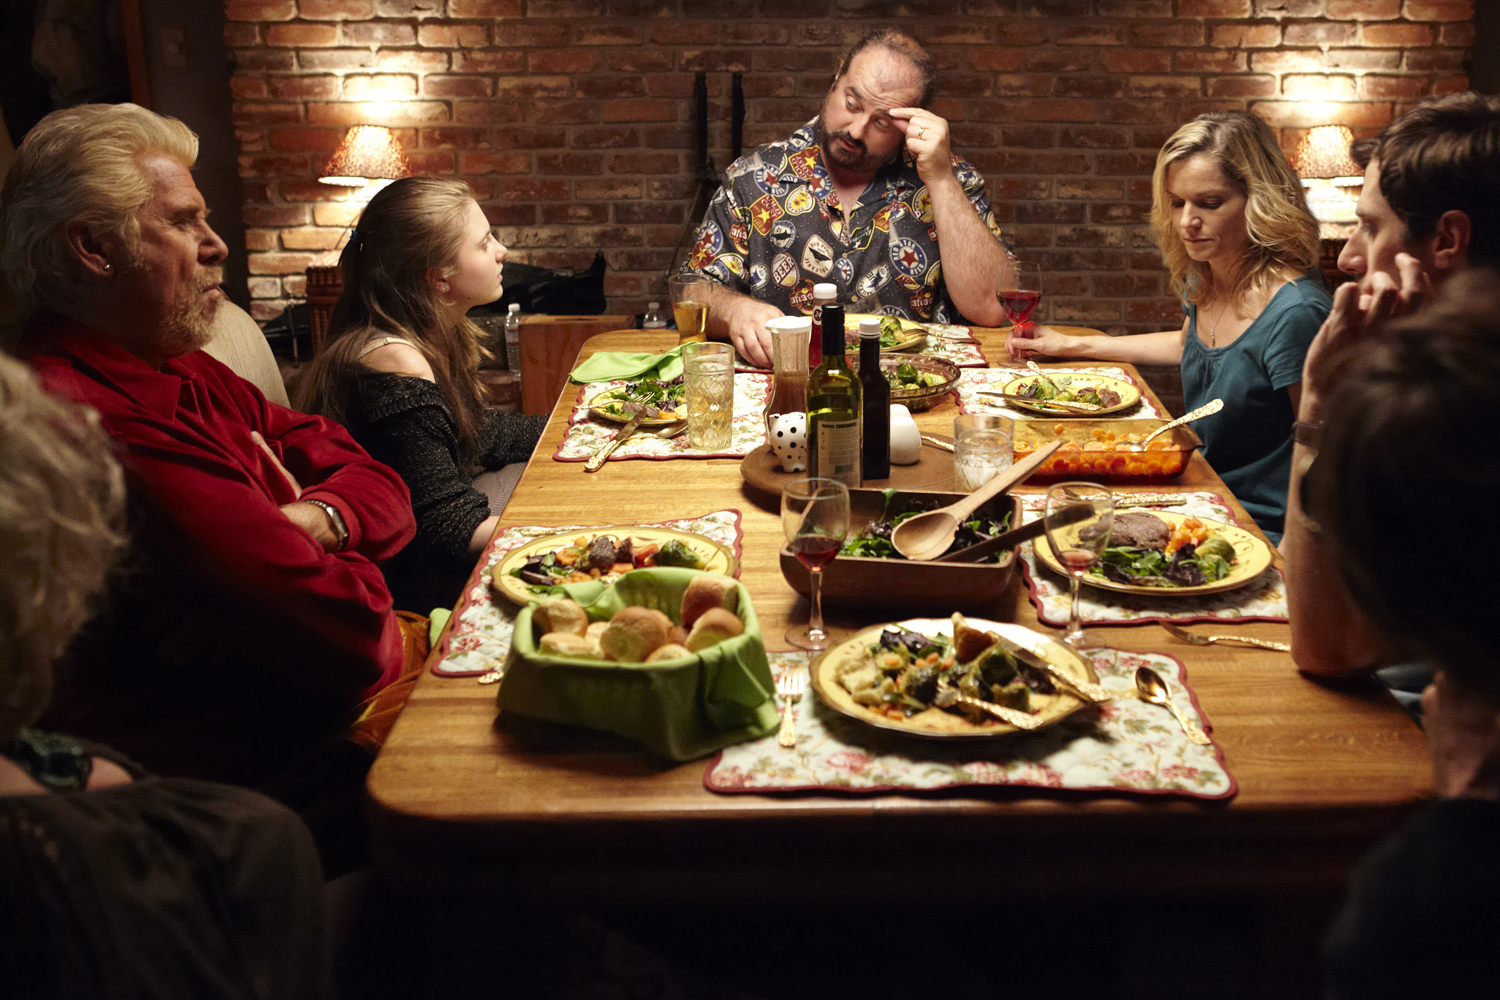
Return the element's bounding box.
[1292,125,1362,229]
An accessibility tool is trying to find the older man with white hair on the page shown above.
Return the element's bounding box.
[0,104,416,861]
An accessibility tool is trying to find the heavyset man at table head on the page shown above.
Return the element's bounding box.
[0,104,416,796]
[684,28,1011,367]
[1286,92,1500,678]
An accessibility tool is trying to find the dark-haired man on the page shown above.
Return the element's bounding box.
[686,29,1010,367]
[1286,92,1500,678]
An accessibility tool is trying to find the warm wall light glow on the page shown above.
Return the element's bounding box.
[1292,125,1362,184]
[319,125,411,187]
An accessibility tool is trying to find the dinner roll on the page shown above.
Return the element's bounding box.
[680,574,738,626]
[533,596,589,637]
[538,632,602,659]
[585,620,609,642]
[599,606,672,662]
[645,642,693,663]
[685,607,744,652]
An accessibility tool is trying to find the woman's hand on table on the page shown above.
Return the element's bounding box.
[1005,323,1076,361]
[1300,253,1431,423]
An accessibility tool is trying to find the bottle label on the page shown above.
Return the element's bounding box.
[813,417,860,486]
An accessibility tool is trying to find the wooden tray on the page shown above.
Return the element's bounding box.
[740,442,958,496]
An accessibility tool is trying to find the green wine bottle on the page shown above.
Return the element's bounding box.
[806,304,861,487]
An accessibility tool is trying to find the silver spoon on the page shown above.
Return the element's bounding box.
[1135,666,1211,745]
[1126,398,1224,451]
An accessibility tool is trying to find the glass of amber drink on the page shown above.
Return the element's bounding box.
[668,273,712,345]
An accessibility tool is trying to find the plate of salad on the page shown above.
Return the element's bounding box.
[1033,510,1272,597]
[588,378,686,426]
[1001,372,1141,416]
[810,614,1097,739]
[848,354,960,412]
[491,526,738,605]
[844,314,927,352]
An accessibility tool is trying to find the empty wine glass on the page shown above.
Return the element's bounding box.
[1043,482,1114,650]
[782,477,850,650]
[997,258,1042,358]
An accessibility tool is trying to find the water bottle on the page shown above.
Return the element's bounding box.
[504,303,522,376]
[642,301,668,329]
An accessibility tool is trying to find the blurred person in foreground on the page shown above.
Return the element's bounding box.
[297,176,546,615]
[0,354,329,999]
[0,103,419,874]
[1007,110,1328,543]
[685,28,1011,367]
[1307,270,1500,999]
[1286,92,1500,682]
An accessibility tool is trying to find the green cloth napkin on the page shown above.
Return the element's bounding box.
[428,608,451,647]
[569,346,684,384]
[502,568,778,760]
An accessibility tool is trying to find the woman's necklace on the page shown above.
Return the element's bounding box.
[1204,299,1230,348]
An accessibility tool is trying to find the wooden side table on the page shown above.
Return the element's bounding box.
[517,314,632,415]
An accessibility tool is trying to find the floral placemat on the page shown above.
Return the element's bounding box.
[1014,491,1289,626]
[955,366,1163,420]
[432,509,745,677]
[706,647,1234,799]
[553,375,772,463]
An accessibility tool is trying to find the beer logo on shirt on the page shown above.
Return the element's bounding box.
[912,187,933,223]
[772,252,798,287]
[807,172,831,199]
[834,257,854,286]
[789,278,817,314]
[856,264,891,298]
[720,254,745,278]
[907,286,934,317]
[924,260,943,290]
[749,193,784,235]
[769,219,796,250]
[703,260,736,284]
[783,188,815,216]
[789,148,819,180]
[728,220,749,255]
[690,225,723,270]
[749,262,769,291]
[801,235,835,279]
[890,237,926,278]
[872,204,893,234]
[954,164,980,188]
[895,271,922,292]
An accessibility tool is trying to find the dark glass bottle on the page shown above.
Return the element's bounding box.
[857,318,890,481]
[805,305,861,487]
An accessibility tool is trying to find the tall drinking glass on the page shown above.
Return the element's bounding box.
[682,341,734,450]
[782,477,850,650]
[997,259,1042,356]
[1043,482,1114,650]
[668,273,711,345]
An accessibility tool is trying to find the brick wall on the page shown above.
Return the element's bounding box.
[225,0,1474,334]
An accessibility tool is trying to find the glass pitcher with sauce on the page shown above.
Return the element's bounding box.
[763,315,811,439]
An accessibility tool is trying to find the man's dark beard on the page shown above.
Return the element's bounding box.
[816,119,900,175]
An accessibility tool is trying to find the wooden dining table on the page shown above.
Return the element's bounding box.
[368,327,1430,974]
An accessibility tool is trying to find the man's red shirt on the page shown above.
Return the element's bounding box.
[22,314,416,784]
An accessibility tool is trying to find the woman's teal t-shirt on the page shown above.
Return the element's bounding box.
[1180,275,1330,543]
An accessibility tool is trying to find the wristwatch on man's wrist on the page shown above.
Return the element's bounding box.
[1293,419,1323,450]
[304,498,349,551]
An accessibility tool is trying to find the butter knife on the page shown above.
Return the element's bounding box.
[977,391,1102,412]
[985,633,1115,703]
[585,408,646,472]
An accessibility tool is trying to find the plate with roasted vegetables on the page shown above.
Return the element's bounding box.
[847,354,960,412]
[491,526,738,605]
[1034,510,1272,597]
[588,378,687,426]
[810,614,1098,739]
[844,314,927,352]
[1001,372,1140,416]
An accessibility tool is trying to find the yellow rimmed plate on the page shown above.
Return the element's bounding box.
[588,386,687,427]
[1034,510,1273,597]
[809,617,1097,740]
[844,313,927,352]
[490,526,739,606]
[1001,373,1141,416]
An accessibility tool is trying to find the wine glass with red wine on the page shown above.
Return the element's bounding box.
[782,477,850,650]
[997,259,1042,352]
[1043,482,1114,650]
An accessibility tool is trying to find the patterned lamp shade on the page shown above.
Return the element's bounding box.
[1292,125,1362,184]
[319,125,411,187]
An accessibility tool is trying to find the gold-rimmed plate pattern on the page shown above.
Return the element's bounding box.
[1000,373,1141,416]
[491,526,738,605]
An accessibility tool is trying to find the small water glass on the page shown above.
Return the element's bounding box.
[683,341,734,450]
[952,414,1014,492]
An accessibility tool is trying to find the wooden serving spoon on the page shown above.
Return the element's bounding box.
[891,440,1063,560]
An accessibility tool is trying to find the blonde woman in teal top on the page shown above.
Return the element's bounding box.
[1008,110,1326,542]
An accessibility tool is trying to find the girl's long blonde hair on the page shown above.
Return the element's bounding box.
[1150,111,1320,312]
[296,177,492,464]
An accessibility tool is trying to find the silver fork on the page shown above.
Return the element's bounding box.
[1160,620,1290,652]
[775,669,807,748]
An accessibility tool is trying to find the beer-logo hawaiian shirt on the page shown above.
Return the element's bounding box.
[683,118,1004,324]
